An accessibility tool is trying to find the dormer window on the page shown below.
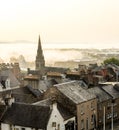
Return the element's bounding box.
[1,80,6,89]
[5,78,10,88]
[1,77,10,89]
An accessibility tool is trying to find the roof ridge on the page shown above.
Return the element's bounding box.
[54,80,76,87]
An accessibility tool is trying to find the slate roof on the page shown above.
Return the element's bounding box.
[0,86,41,103]
[0,70,20,87]
[13,86,34,95]
[102,85,119,99]
[92,66,103,72]
[78,80,88,89]
[0,90,12,98]
[106,64,119,70]
[38,79,57,93]
[0,105,6,119]
[33,98,52,107]
[27,86,42,97]
[33,99,74,120]
[87,87,112,102]
[57,103,74,120]
[0,86,40,103]
[105,64,119,75]
[0,76,8,81]
[12,86,41,103]
[54,81,96,104]
[1,103,51,129]
[113,84,119,91]
[13,93,38,104]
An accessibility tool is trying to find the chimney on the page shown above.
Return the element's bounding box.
[50,96,57,110]
[4,94,15,106]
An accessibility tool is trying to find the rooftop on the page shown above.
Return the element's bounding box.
[87,87,112,102]
[102,85,119,99]
[1,103,51,129]
[33,99,74,120]
[0,69,20,88]
[24,75,39,80]
[54,81,96,104]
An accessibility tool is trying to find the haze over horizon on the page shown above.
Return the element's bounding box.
[0,42,119,63]
[0,0,119,45]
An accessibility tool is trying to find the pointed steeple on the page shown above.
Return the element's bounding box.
[37,35,42,56]
[35,35,45,71]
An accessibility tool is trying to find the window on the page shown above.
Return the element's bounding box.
[114,103,117,106]
[86,118,89,130]
[107,113,110,119]
[52,122,56,127]
[114,112,118,118]
[107,113,112,119]
[99,118,102,123]
[81,104,84,115]
[21,128,25,130]
[91,115,94,124]
[81,119,84,130]
[91,101,95,110]
[99,104,102,110]
[107,102,111,108]
[109,113,112,119]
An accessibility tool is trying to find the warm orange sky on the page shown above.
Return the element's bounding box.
[0,0,119,43]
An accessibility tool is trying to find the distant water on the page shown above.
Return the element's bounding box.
[0,42,119,62]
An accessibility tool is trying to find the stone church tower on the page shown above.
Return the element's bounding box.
[35,36,45,71]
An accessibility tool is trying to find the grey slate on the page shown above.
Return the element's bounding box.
[0,70,20,87]
[87,87,112,102]
[102,85,119,99]
[1,103,51,129]
[55,81,96,104]
[33,99,74,120]
[38,79,57,93]
[12,86,41,103]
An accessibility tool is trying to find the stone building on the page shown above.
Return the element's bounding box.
[43,81,97,130]
[0,63,21,81]
[25,36,69,88]
[102,85,119,122]
[0,69,20,91]
[1,100,75,130]
[87,87,112,129]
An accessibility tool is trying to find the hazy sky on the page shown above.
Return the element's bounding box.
[0,0,119,43]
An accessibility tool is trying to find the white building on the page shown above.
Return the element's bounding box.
[1,101,75,130]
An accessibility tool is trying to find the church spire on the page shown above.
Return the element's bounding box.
[37,35,42,55]
[35,35,45,71]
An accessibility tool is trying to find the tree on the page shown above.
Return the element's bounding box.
[103,57,119,66]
